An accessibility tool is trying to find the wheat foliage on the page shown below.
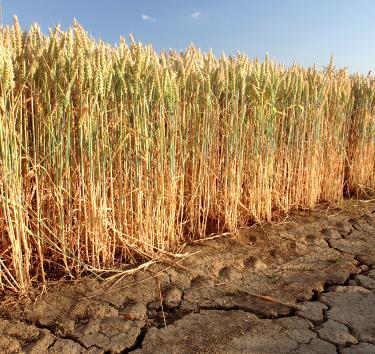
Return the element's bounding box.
[1,18,375,291]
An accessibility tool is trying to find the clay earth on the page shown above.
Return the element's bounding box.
[1,200,375,353]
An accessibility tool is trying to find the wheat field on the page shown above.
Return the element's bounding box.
[0,17,375,292]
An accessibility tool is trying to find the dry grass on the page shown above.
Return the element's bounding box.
[0,17,374,292]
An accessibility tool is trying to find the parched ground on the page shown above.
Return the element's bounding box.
[1,200,375,354]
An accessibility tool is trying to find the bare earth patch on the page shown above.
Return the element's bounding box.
[1,199,375,353]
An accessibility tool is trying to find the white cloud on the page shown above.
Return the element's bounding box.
[141,14,156,22]
[191,11,202,19]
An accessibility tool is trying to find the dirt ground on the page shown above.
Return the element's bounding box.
[1,199,375,353]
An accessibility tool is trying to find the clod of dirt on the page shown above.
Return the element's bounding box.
[147,300,161,312]
[55,319,75,337]
[274,316,316,344]
[72,316,144,352]
[0,335,21,354]
[341,343,375,354]
[243,256,267,270]
[48,339,84,353]
[78,332,108,348]
[0,319,39,342]
[326,285,372,294]
[335,221,353,236]
[163,287,183,309]
[121,303,148,320]
[316,319,358,346]
[190,275,212,288]
[293,338,337,354]
[0,318,41,353]
[22,329,55,354]
[70,299,119,320]
[319,287,375,343]
[305,234,329,247]
[329,227,375,261]
[354,274,375,290]
[356,254,375,266]
[320,228,341,240]
[349,218,373,232]
[296,301,328,322]
[163,267,191,290]
[135,311,337,354]
[218,266,242,281]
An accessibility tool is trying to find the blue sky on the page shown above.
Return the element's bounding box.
[1,0,374,73]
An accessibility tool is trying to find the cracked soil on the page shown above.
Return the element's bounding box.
[1,199,375,354]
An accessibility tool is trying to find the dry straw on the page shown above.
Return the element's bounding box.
[0,17,374,292]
